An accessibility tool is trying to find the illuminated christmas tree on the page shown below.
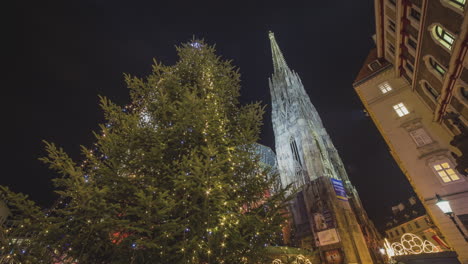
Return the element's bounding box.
[1,40,290,263]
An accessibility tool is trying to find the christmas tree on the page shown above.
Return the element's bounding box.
[1,40,290,263]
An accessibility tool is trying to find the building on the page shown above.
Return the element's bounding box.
[353,0,468,262]
[268,32,383,264]
[383,196,448,250]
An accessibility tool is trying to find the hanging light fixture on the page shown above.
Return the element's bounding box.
[435,194,453,215]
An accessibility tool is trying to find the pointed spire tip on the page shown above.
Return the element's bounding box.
[268,31,275,40]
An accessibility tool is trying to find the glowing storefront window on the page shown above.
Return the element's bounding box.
[393,103,409,117]
[433,162,460,183]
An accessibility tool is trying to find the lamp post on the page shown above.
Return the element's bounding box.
[435,194,468,242]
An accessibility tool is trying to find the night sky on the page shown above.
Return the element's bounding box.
[8,0,415,229]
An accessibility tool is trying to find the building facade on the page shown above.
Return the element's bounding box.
[268,32,383,264]
[383,196,448,249]
[353,0,468,262]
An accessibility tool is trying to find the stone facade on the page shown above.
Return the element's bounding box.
[354,0,468,262]
[268,32,382,264]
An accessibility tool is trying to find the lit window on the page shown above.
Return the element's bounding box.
[409,128,433,147]
[429,58,446,77]
[393,103,410,117]
[423,82,439,100]
[449,0,466,9]
[379,82,393,94]
[433,25,455,50]
[433,162,460,182]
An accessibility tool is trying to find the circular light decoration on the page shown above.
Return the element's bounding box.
[389,233,441,256]
[271,254,312,264]
[391,242,406,256]
[401,233,424,254]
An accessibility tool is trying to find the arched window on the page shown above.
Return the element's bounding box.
[432,25,455,50]
[429,57,446,77]
[449,0,466,9]
[461,87,468,100]
[423,81,440,100]
[455,86,468,107]
[290,139,302,166]
[440,0,465,14]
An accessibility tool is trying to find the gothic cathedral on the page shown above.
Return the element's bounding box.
[268,32,382,264]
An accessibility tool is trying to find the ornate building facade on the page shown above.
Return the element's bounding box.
[353,0,468,262]
[268,32,382,264]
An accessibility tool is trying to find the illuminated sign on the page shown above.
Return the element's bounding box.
[331,179,348,201]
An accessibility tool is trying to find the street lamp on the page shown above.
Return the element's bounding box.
[435,194,468,242]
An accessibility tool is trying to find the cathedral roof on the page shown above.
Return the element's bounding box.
[353,48,391,87]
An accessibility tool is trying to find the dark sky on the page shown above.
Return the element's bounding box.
[8,0,415,229]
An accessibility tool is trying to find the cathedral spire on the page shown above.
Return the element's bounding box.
[269,31,289,73]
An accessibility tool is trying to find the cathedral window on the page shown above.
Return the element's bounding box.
[393,103,410,117]
[409,128,433,147]
[290,139,302,166]
[378,81,392,94]
[433,161,460,183]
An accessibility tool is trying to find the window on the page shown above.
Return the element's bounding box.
[389,20,396,32]
[408,38,417,50]
[378,82,393,94]
[406,61,414,73]
[458,214,468,230]
[389,231,394,238]
[409,128,433,147]
[429,57,446,77]
[395,229,400,236]
[432,25,455,50]
[449,0,466,9]
[368,60,382,71]
[388,43,396,54]
[290,139,302,166]
[433,162,460,182]
[410,8,421,21]
[423,82,440,100]
[461,87,468,100]
[414,221,420,228]
[401,227,406,233]
[393,103,410,117]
